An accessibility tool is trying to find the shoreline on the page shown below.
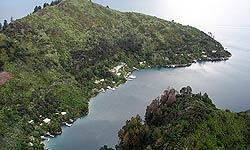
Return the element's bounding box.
[42,55,231,149]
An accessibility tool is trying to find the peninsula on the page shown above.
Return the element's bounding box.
[104,87,250,150]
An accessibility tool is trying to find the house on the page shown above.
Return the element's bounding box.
[61,112,67,115]
[94,79,105,84]
[139,61,146,65]
[43,118,51,124]
[164,57,169,61]
[28,142,34,147]
[202,55,208,58]
[29,136,35,141]
[110,62,126,74]
[28,120,34,125]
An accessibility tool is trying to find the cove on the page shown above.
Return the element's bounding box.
[45,26,250,150]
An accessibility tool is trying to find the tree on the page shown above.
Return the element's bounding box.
[10,16,14,22]
[0,23,2,31]
[33,6,39,13]
[186,86,192,94]
[100,145,113,150]
[50,0,62,6]
[43,3,50,8]
[33,6,42,13]
[0,60,4,71]
[166,89,176,106]
[180,86,192,95]
[3,20,8,30]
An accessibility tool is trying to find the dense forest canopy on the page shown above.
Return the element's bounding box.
[114,87,250,150]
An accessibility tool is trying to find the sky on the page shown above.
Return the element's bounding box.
[1,0,250,28]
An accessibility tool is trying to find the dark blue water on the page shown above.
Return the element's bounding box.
[45,26,250,150]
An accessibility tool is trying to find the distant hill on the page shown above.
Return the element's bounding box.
[0,0,231,149]
[115,87,250,150]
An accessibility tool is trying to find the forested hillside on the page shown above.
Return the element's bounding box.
[115,87,250,150]
[0,0,231,149]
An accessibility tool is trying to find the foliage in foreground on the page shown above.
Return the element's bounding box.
[115,87,250,150]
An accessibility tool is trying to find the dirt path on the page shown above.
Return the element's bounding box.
[0,71,12,85]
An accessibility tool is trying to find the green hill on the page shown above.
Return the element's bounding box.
[0,0,231,149]
[116,87,250,150]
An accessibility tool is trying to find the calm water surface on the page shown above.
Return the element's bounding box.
[45,26,250,150]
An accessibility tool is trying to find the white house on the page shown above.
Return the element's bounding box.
[61,112,67,115]
[28,120,34,125]
[43,118,51,124]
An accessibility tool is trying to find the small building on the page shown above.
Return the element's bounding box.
[41,136,47,140]
[69,119,74,123]
[28,142,34,147]
[92,88,98,93]
[43,118,51,124]
[110,63,126,74]
[61,112,67,115]
[29,136,35,141]
[28,120,34,125]
[164,57,169,61]
[94,80,100,84]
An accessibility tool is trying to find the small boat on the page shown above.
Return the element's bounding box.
[128,75,136,79]
[65,122,72,127]
[49,134,55,138]
[133,67,139,71]
[98,88,105,93]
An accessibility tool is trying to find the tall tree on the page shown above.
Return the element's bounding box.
[10,16,14,22]
[43,3,49,8]
[0,23,2,30]
[3,20,8,30]
[33,6,41,13]
[34,6,39,13]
